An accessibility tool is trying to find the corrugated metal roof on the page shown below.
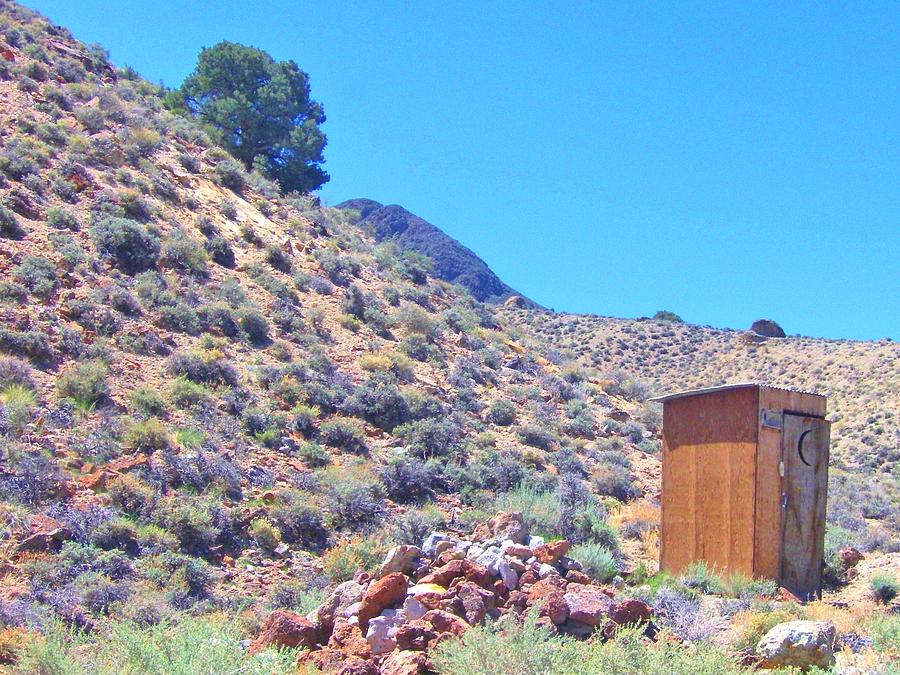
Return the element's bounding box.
[648,382,826,403]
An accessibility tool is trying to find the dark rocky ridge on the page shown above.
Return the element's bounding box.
[338,198,536,306]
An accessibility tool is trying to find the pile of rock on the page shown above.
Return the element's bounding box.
[249,512,654,674]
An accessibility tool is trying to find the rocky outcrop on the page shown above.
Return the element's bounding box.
[751,319,786,338]
[250,513,656,672]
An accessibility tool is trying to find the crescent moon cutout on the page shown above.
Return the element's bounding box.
[797,430,813,467]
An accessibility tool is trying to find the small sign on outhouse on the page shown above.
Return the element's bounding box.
[650,383,830,600]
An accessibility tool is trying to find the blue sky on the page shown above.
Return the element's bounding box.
[23,1,899,340]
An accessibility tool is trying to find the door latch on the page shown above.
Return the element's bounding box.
[782,494,788,510]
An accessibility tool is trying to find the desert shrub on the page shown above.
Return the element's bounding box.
[343,373,409,431]
[680,561,726,595]
[124,419,172,452]
[251,517,281,553]
[205,235,235,267]
[157,303,200,334]
[870,615,900,656]
[315,250,360,286]
[0,282,28,304]
[0,357,34,390]
[402,389,445,421]
[117,188,155,221]
[270,491,329,551]
[92,518,141,555]
[871,573,899,604]
[298,442,330,467]
[160,231,208,275]
[15,615,296,674]
[517,424,556,450]
[238,308,270,344]
[380,455,444,503]
[322,535,390,582]
[265,244,292,273]
[592,463,640,502]
[213,158,246,192]
[48,232,87,268]
[490,484,561,537]
[394,303,440,340]
[1,384,36,437]
[107,475,157,517]
[570,542,618,582]
[128,387,168,418]
[56,360,109,406]
[154,499,220,557]
[47,206,80,231]
[242,406,285,448]
[167,349,238,386]
[0,328,53,363]
[394,416,465,460]
[169,377,213,410]
[486,399,516,426]
[0,204,25,239]
[91,217,160,274]
[319,418,367,454]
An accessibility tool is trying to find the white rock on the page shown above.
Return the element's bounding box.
[538,563,559,579]
[528,535,545,548]
[466,545,485,560]
[403,595,427,621]
[475,546,503,574]
[341,601,363,618]
[422,533,450,558]
[366,609,407,655]
[559,556,583,571]
[498,558,519,590]
[378,545,422,577]
[756,621,836,670]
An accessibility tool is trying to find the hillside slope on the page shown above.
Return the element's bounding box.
[501,309,899,473]
[338,198,533,306]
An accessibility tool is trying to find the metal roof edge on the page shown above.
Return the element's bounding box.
[648,382,826,403]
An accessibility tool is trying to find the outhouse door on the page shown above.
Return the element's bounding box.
[780,413,830,600]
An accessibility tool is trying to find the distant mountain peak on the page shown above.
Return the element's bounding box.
[338,198,536,306]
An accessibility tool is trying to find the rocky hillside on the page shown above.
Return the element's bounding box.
[338,198,533,306]
[0,3,896,673]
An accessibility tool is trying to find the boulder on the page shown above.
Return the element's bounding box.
[419,559,491,589]
[474,545,503,573]
[608,599,652,626]
[307,579,367,635]
[528,578,569,625]
[456,581,494,625]
[533,540,570,564]
[422,533,450,558]
[358,573,408,630]
[751,319,786,338]
[365,609,406,655]
[381,649,427,675]
[298,648,378,675]
[18,515,72,553]
[402,595,427,621]
[564,585,613,627]
[497,559,519,590]
[756,620,837,671]
[327,619,372,660]
[395,620,438,651]
[248,610,317,655]
[378,545,422,578]
[423,609,470,637]
[839,547,864,570]
[489,511,528,544]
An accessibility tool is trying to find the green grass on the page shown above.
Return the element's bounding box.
[491,484,561,538]
[13,615,296,674]
[431,613,751,675]
[569,542,618,582]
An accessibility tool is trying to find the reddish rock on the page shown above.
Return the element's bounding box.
[533,540,570,564]
[563,585,613,627]
[565,570,591,585]
[358,572,408,630]
[488,511,528,543]
[381,649,427,675]
[519,570,539,587]
[395,620,438,651]
[839,547,864,569]
[528,578,569,625]
[423,609,470,637]
[535,615,559,634]
[328,619,372,659]
[608,599,652,626]
[17,515,71,553]
[298,648,378,675]
[504,543,533,559]
[419,559,491,589]
[248,610,317,655]
[507,590,528,610]
[456,581,494,624]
